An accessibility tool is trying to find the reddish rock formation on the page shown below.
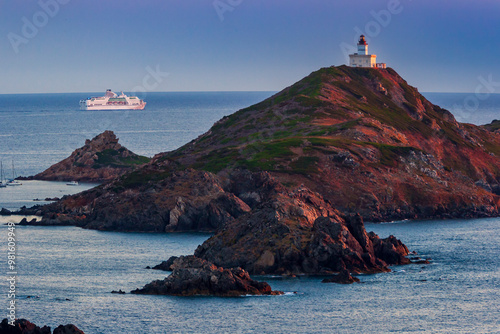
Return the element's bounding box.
[194,180,409,275]
[322,269,360,284]
[0,319,84,334]
[36,168,252,232]
[53,325,84,334]
[131,256,283,297]
[31,130,149,182]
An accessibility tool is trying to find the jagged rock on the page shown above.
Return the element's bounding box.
[131,256,282,297]
[18,218,37,225]
[195,182,409,275]
[0,318,50,333]
[152,256,178,271]
[0,208,12,216]
[0,319,84,334]
[37,169,254,232]
[31,131,149,182]
[322,269,360,284]
[53,325,84,334]
[111,289,126,294]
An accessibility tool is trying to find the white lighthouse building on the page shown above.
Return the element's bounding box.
[349,35,386,69]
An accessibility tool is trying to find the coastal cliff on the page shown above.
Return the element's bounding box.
[31,130,149,182]
[193,174,410,275]
[34,66,500,231]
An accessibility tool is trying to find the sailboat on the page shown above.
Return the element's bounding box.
[0,162,6,188]
[6,160,22,186]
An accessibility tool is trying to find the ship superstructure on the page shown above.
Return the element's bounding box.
[80,90,146,110]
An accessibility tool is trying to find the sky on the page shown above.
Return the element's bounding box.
[0,0,499,94]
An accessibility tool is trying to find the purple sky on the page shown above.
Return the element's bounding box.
[1,0,499,94]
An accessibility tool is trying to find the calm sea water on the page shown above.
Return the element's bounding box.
[0,219,497,333]
[422,92,500,125]
[0,92,498,333]
[0,92,274,177]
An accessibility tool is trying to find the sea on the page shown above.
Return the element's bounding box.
[0,92,498,333]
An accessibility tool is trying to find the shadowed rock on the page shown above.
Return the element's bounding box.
[0,319,84,334]
[31,130,149,183]
[195,183,410,275]
[322,269,360,284]
[53,325,84,334]
[131,256,283,297]
[151,256,178,271]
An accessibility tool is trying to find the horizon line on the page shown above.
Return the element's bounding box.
[0,90,497,96]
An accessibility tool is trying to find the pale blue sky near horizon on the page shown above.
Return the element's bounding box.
[0,0,499,94]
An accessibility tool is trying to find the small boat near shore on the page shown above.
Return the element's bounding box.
[66,181,79,186]
[6,161,22,186]
[0,162,6,188]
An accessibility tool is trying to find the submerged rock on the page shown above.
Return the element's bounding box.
[131,256,283,297]
[111,289,126,294]
[322,269,360,284]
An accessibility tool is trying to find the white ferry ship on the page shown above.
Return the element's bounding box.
[80,90,146,110]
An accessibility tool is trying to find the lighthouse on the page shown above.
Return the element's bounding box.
[357,35,369,55]
[349,35,386,69]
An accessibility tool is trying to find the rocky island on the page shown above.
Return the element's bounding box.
[132,256,283,296]
[27,130,150,183]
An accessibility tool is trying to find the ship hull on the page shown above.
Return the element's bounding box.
[80,103,146,111]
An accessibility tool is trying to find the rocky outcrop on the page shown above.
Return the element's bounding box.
[131,256,283,297]
[53,325,84,334]
[31,131,149,182]
[322,269,360,284]
[151,256,178,271]
[195,183,409,275]
[483,119,500,133]
[0,208,11,216]
[34,168,252,232]
[0,319,84,334]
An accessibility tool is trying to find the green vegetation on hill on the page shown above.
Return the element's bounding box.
[484,120,500,132]
[117,65,499,202]
[93,148,150,169]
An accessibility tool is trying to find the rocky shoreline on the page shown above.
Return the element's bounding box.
[0,319,84,334]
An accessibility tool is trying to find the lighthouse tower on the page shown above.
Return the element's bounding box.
[357,35,369,55]
[349,35,386,68]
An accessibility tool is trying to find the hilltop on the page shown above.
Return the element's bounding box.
[31,131,150,182]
